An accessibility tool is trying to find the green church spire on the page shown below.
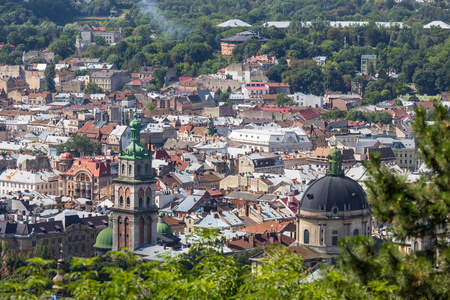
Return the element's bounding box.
[120,106,150,159]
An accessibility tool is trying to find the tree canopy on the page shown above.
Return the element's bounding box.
[55,135,102,157]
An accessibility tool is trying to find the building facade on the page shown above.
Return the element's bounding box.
[0,215,108,258]
[58,153,112,201]
[0,169,59,195]
[90,70,131,92]
[228,127,312,152]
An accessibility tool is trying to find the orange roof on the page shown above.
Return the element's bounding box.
[62,157,111,177]
[191,127,207,135]
[240,220,294,234]
[178,125,193,133]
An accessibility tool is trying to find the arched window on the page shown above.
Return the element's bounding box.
[139,197,143,207]
[119,196,124,207]
[303,229,309,244]
[137,165,141,175]
[146,196,150,207]
[126,197,130,207]
[128,165,132,175]
[353,229,359,236]
[121,164,125,175]
[414,241,419,252]
[332,230,338,246]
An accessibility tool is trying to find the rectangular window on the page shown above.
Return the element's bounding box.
[332,231,338,246]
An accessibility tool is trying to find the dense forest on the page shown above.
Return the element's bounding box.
[0,0,449,99]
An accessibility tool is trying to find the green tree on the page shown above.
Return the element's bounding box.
[363,90,384,105]
[152,67,167,89]
[321,109,347,120]
[275,93,295,106]
[48,36,75,60]
[146,102,157,110]
[94,35,108,46]
[392,98,403,106]
[33,241,54,260]
[352,103,450,298]
[43,64,56,92]
[55,135,101,157]
[346,110,366,122]
[83,81,103,94]
[413,68,438,95]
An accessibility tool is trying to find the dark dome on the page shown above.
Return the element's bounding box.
[299,175,367,212]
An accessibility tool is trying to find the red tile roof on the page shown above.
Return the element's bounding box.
[206,189,223,197]
[299,108,319,120]
[244,86,269,91]
[240,220,295,234]
[260,107,291,113]
[62,157,111,177]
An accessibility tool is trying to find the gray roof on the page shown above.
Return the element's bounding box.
[172,195,203,213]
[221,211,244,226]
[221,32,269,43]
[224,191,261,201]
[217,19,252,28]
[250,203,283,221]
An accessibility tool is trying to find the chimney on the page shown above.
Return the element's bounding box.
[288,194,294,203]
[188,189,192,196]
[256,205,261,213]
[249,234,254,246]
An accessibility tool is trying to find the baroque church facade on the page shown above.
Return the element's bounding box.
[112,109,158,251]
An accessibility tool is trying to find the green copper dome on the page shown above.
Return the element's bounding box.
[124,142,146,157]
[157,222,173,236]
[158,211,166,217]
[93,227,113,249]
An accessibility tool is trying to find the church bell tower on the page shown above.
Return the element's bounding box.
[112,108,157,251]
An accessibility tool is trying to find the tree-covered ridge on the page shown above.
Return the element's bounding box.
[155,0,449,24]
[0,0,449,97]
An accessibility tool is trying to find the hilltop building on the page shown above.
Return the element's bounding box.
[220,32,269,56]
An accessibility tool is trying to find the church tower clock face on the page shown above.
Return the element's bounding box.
[112,107,158,251]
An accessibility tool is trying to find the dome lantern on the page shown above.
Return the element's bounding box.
[326,147,344,176]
